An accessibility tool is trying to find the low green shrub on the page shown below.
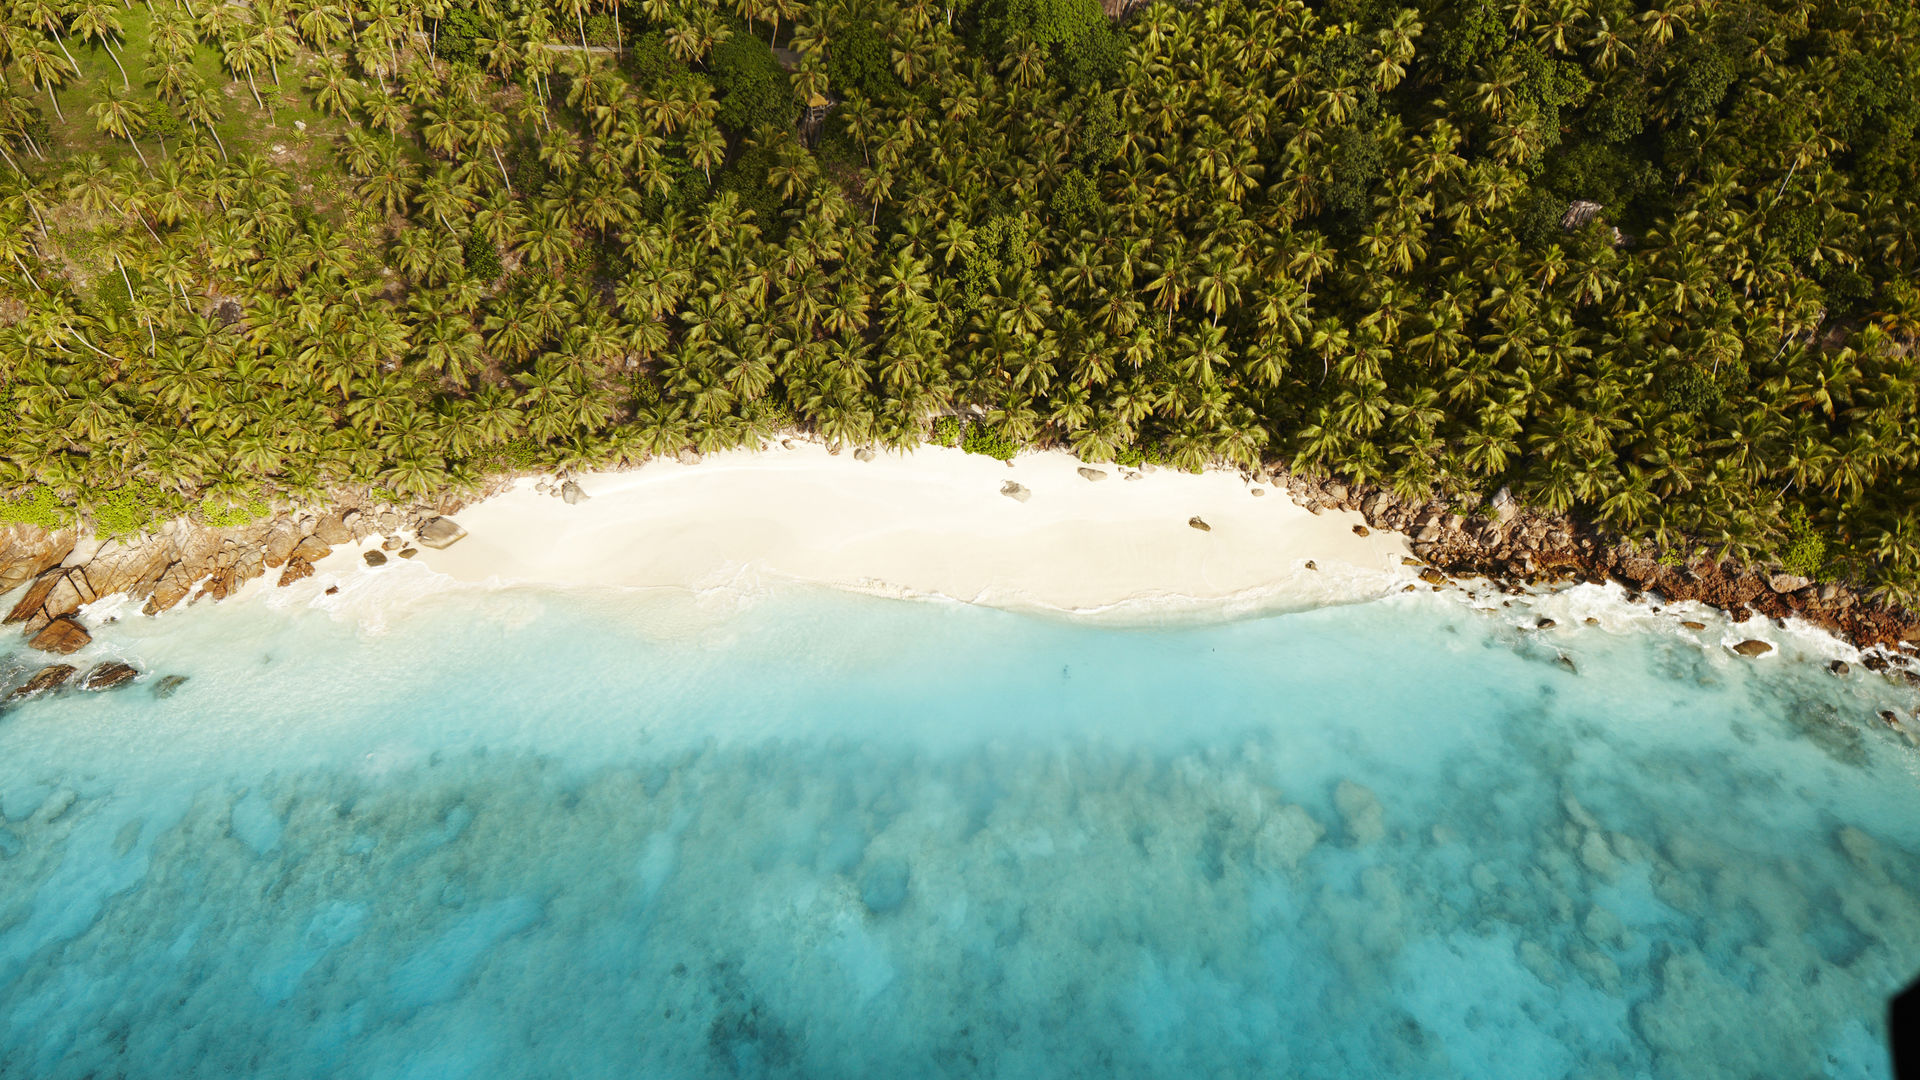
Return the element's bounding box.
[960,422,1017,461]
[88,480,170,537]
[0,485,71,530]
[200,495,272,528]
[930,416,962,447]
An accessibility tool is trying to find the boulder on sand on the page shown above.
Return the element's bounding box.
[8,664,76,703]
[1731,639,1774,657]
[415,517,468,549]
[277,558,314,586]
[81,662,139,691]
[363,550,388,567]
[1077,467,1108,482]
[1000,481,1031,503]
[1189,516,1211,532]
[29,615,91,655]
[561,480,589,504]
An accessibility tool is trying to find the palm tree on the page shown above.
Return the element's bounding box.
[88,88,151,171]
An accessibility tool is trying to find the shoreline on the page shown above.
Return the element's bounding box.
[408,442,1410,618]
[1,442,1917,689]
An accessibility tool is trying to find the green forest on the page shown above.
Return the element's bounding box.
[0,0,1916,596]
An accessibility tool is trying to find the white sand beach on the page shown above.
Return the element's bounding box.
[409,443,1411,615]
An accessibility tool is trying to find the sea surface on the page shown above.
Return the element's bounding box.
[1,572,1918,1079]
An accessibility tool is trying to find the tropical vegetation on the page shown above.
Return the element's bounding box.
[1,0,1917,598]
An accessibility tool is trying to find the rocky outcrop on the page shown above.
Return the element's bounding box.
[1277,470,1920,655]
[29,615,90,654]
[7,664,75,703]
[0,525,76,594]
[416,517,467,549]
[81,661,139,691]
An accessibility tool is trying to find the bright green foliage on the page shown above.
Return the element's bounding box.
[1780,511,1830,580]
[200,496,272,528]
[931,417,963,447]
[88,481,170,537]
[961,423,1017,461]
[0,487,72,530]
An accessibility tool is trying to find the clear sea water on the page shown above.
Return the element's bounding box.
[2,573,1919,1079]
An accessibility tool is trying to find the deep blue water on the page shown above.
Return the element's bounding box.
[1,580,1918,1078]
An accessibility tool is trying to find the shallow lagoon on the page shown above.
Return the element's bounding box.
[1,582,1918,1079]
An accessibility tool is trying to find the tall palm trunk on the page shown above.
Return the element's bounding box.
[43,82,63,121]
[106,41,131,88]
[50,30,82,75]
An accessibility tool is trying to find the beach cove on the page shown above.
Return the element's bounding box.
[1,452,1920,1078]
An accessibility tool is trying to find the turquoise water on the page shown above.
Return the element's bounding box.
[2,579,1919,1079]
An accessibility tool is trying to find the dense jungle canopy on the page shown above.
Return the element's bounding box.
[0,0,1916,593]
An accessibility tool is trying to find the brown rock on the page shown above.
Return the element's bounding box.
[7,663,76,703]
[142,580,191,616]
[313,515,352,545]
[1828,660,1850,677]
[278,558,314,586]
[1680,621,1706,631]
[4,568,63,625]
[1419,569,1447,586]
[80,662,139,691]
[416,517,469,549]
[263,523,300,568]
[29,615,91,654]
[1353,525,1370,537]
[0,526,76,594]
[1768,573,1812,594]
[291,536,332,563]
[1189,516,1211,532]
[1730,639,1774,658]
[364,550,388,567]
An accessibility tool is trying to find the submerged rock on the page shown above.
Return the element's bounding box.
[151,674,189,699]
[1731,639,1774,658]
[29,615,90,655]
[1000,481,1031,503]
[859,858,910,914]
[1828,660,1850,676]
[1254,805,1325,871]
[1335,780,1385,847]
[8,664,76,703]
[81,662,139,691]
[415,517,468,550]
